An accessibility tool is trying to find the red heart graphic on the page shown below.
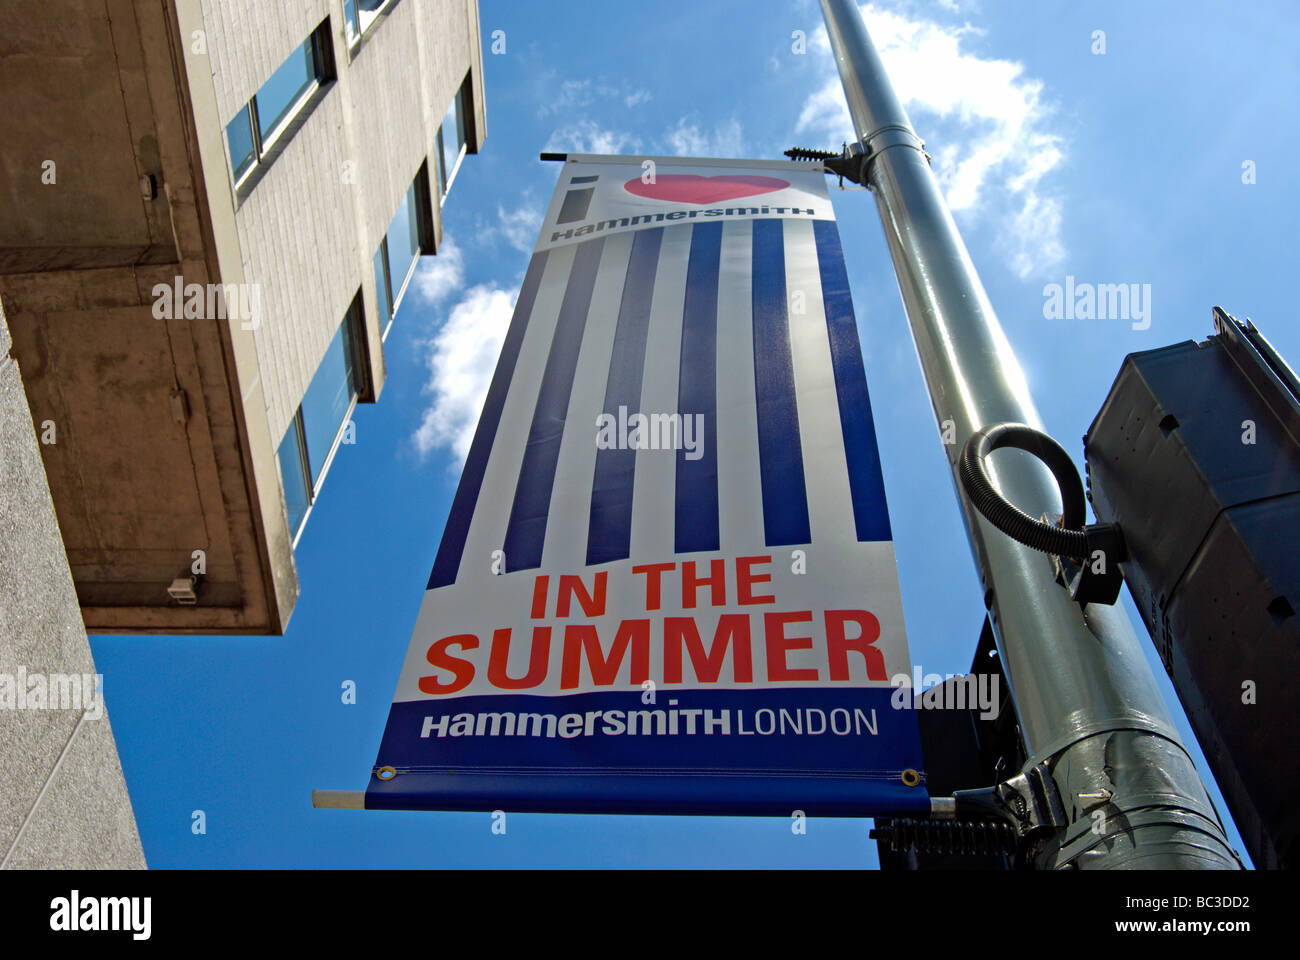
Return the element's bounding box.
[623,174,790,205]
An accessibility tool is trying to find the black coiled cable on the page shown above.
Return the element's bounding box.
[958,422,1091,559]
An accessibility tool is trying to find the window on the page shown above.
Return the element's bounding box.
[278,420,311,539]
[372,163,433,339]
[372,246,392,335]
[300,319,358,486]
[343,0,396,53]
[276,296,365,544]
[256,42,318,144]
[226,106,257,182]
[435,77,469,202]
[385,187,422,310]
[224,20,334,192]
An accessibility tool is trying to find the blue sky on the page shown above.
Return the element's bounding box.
[90,0,1300,867]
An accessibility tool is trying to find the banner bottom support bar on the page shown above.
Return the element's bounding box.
[312,790,366,809]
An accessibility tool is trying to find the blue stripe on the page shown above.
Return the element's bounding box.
[587,228,663,565]
[503,238,606,572]
[752,219,812,546]
[814,219,892,541]
[674,223,722,554]
[427,251,548,589]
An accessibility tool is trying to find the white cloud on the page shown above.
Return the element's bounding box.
[412,201,544,461]
[796,2,1066,277]
[540,78,651,115]
[411,237,464,304]
[665,117,746,158]
[547,116,747,160]
[544,119,642,155]
[414,283,517,462]
[474,198,544,255]
[552,79,595,114]
[494,201,543,253]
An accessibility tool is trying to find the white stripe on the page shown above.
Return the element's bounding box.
[629,224,693,560]
[714,219,766,555]
[542,232,634,570]
[458,244,576,581]
[783,217,857,546]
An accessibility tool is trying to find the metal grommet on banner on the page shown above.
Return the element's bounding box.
[900,769,921,787]
[375,766,397,781]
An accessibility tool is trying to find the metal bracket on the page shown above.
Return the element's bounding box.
[1041,511,1127,605]
[949,763,1068,835]
[881,762,1068,868]
[783,144,868,187]
[920,762,1070,867]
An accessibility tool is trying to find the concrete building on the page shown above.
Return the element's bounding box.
[2,300,146,868]
[0,0,485,635]
[1,0,484,868]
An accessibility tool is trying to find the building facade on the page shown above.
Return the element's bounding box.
[0,0,485,635]
[1,0,483,868]
[2,300,146,868]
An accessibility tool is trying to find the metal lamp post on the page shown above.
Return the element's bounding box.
[817,0,1239,869]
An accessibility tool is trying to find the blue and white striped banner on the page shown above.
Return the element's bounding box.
[368,155,927,816]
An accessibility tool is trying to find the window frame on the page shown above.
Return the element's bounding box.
[255,42,322,159]
[373,239,394,342]
[436,81,470,203]
[279,410,313,544]
[225,19,335,196]
[373,162,434,342]
[343,0,400,59]
[225,102,260,183]
[277,294,367,548]
[386,196,422,326]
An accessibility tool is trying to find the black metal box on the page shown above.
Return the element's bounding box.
[1084,309,1300,870]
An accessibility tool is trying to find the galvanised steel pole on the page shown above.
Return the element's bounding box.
[818,0,1239,868]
